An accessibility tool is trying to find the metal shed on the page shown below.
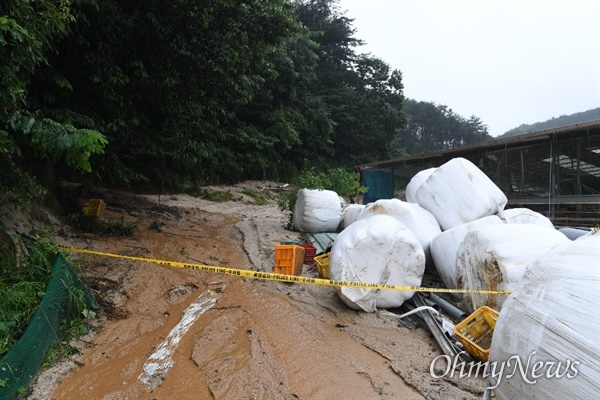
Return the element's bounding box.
[356,120,600,227]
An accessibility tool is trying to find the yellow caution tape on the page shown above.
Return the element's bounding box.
[58,245,512,295]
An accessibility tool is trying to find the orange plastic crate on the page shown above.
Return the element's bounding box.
[274,244,305,276]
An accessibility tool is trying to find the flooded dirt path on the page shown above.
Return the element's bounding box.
[29,182,486,399]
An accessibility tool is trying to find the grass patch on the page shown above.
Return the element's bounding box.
[191,188,236,202]
[241,189,269,205]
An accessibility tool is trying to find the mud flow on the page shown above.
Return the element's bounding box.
[27,183,486,400]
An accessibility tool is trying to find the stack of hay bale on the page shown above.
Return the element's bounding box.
[291,157,599,398]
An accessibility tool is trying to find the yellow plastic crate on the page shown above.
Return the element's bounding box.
[83,199,106,219]
[454,306,499,362]
[314,252,330,279]
[274,244,304,276]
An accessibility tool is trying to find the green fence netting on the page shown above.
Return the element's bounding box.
[0,254,97,400]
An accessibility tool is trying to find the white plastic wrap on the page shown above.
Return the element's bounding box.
[489,233,600,400]
[292,188,342,233]
[405,167,437,203]
[415,158,508,231]
[329,215,425,312]
[456,224,569,312]
[339,204,365,230]
[430,215,503,290]
[500,207,554,229]
[359,199,441,268]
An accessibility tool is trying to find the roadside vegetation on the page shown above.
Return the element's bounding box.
[0,232,92,359]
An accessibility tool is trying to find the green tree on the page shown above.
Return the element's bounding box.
[29,0,299,186]
[333,55,406,165]
[237,29,335,181]
[0,0,106,189]
[297,0,406,168]
[398,99,491,155]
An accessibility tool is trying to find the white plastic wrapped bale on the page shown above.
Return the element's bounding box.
[329,214,425,312]
[488,234,600,400]
[405,167,437,203]
[292,189,342,233]
[359,199,441,269]
[339,204,365,230]
[430,215,503,290]
[456,224,569,312]
[415,157,508,231]
[499,207,554,229]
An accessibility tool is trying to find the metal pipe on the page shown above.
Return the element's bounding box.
[425,293,469,321]
[422,296,441,311]
[412,293,458,359]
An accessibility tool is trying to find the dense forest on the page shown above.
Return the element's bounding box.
[1,0,491,195]
[397,99,490,155]
[500,107,600,138]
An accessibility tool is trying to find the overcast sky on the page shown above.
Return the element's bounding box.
[338,0,600,137]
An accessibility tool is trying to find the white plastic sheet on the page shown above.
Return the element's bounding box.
[456,224,569,312]
[415,158,507,231]
[329,215,425,312]
[405,167,437,203]
[359,199,441,268]
[489,233,600,400]
[139,290,218,390]
[430,215,503,290]
[292,188,342,233]
[499,207,554,229]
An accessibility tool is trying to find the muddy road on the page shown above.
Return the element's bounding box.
[25,182,486,399]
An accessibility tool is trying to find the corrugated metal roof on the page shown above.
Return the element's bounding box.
[356,119,600,170]
[305,232,338,254]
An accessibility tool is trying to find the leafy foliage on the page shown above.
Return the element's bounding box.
[1,0,107,193]
[8,112,107,172]
[0,1,73,114]
[297,0,407,168]
[2,0,493,199]
[31,0,301,185]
